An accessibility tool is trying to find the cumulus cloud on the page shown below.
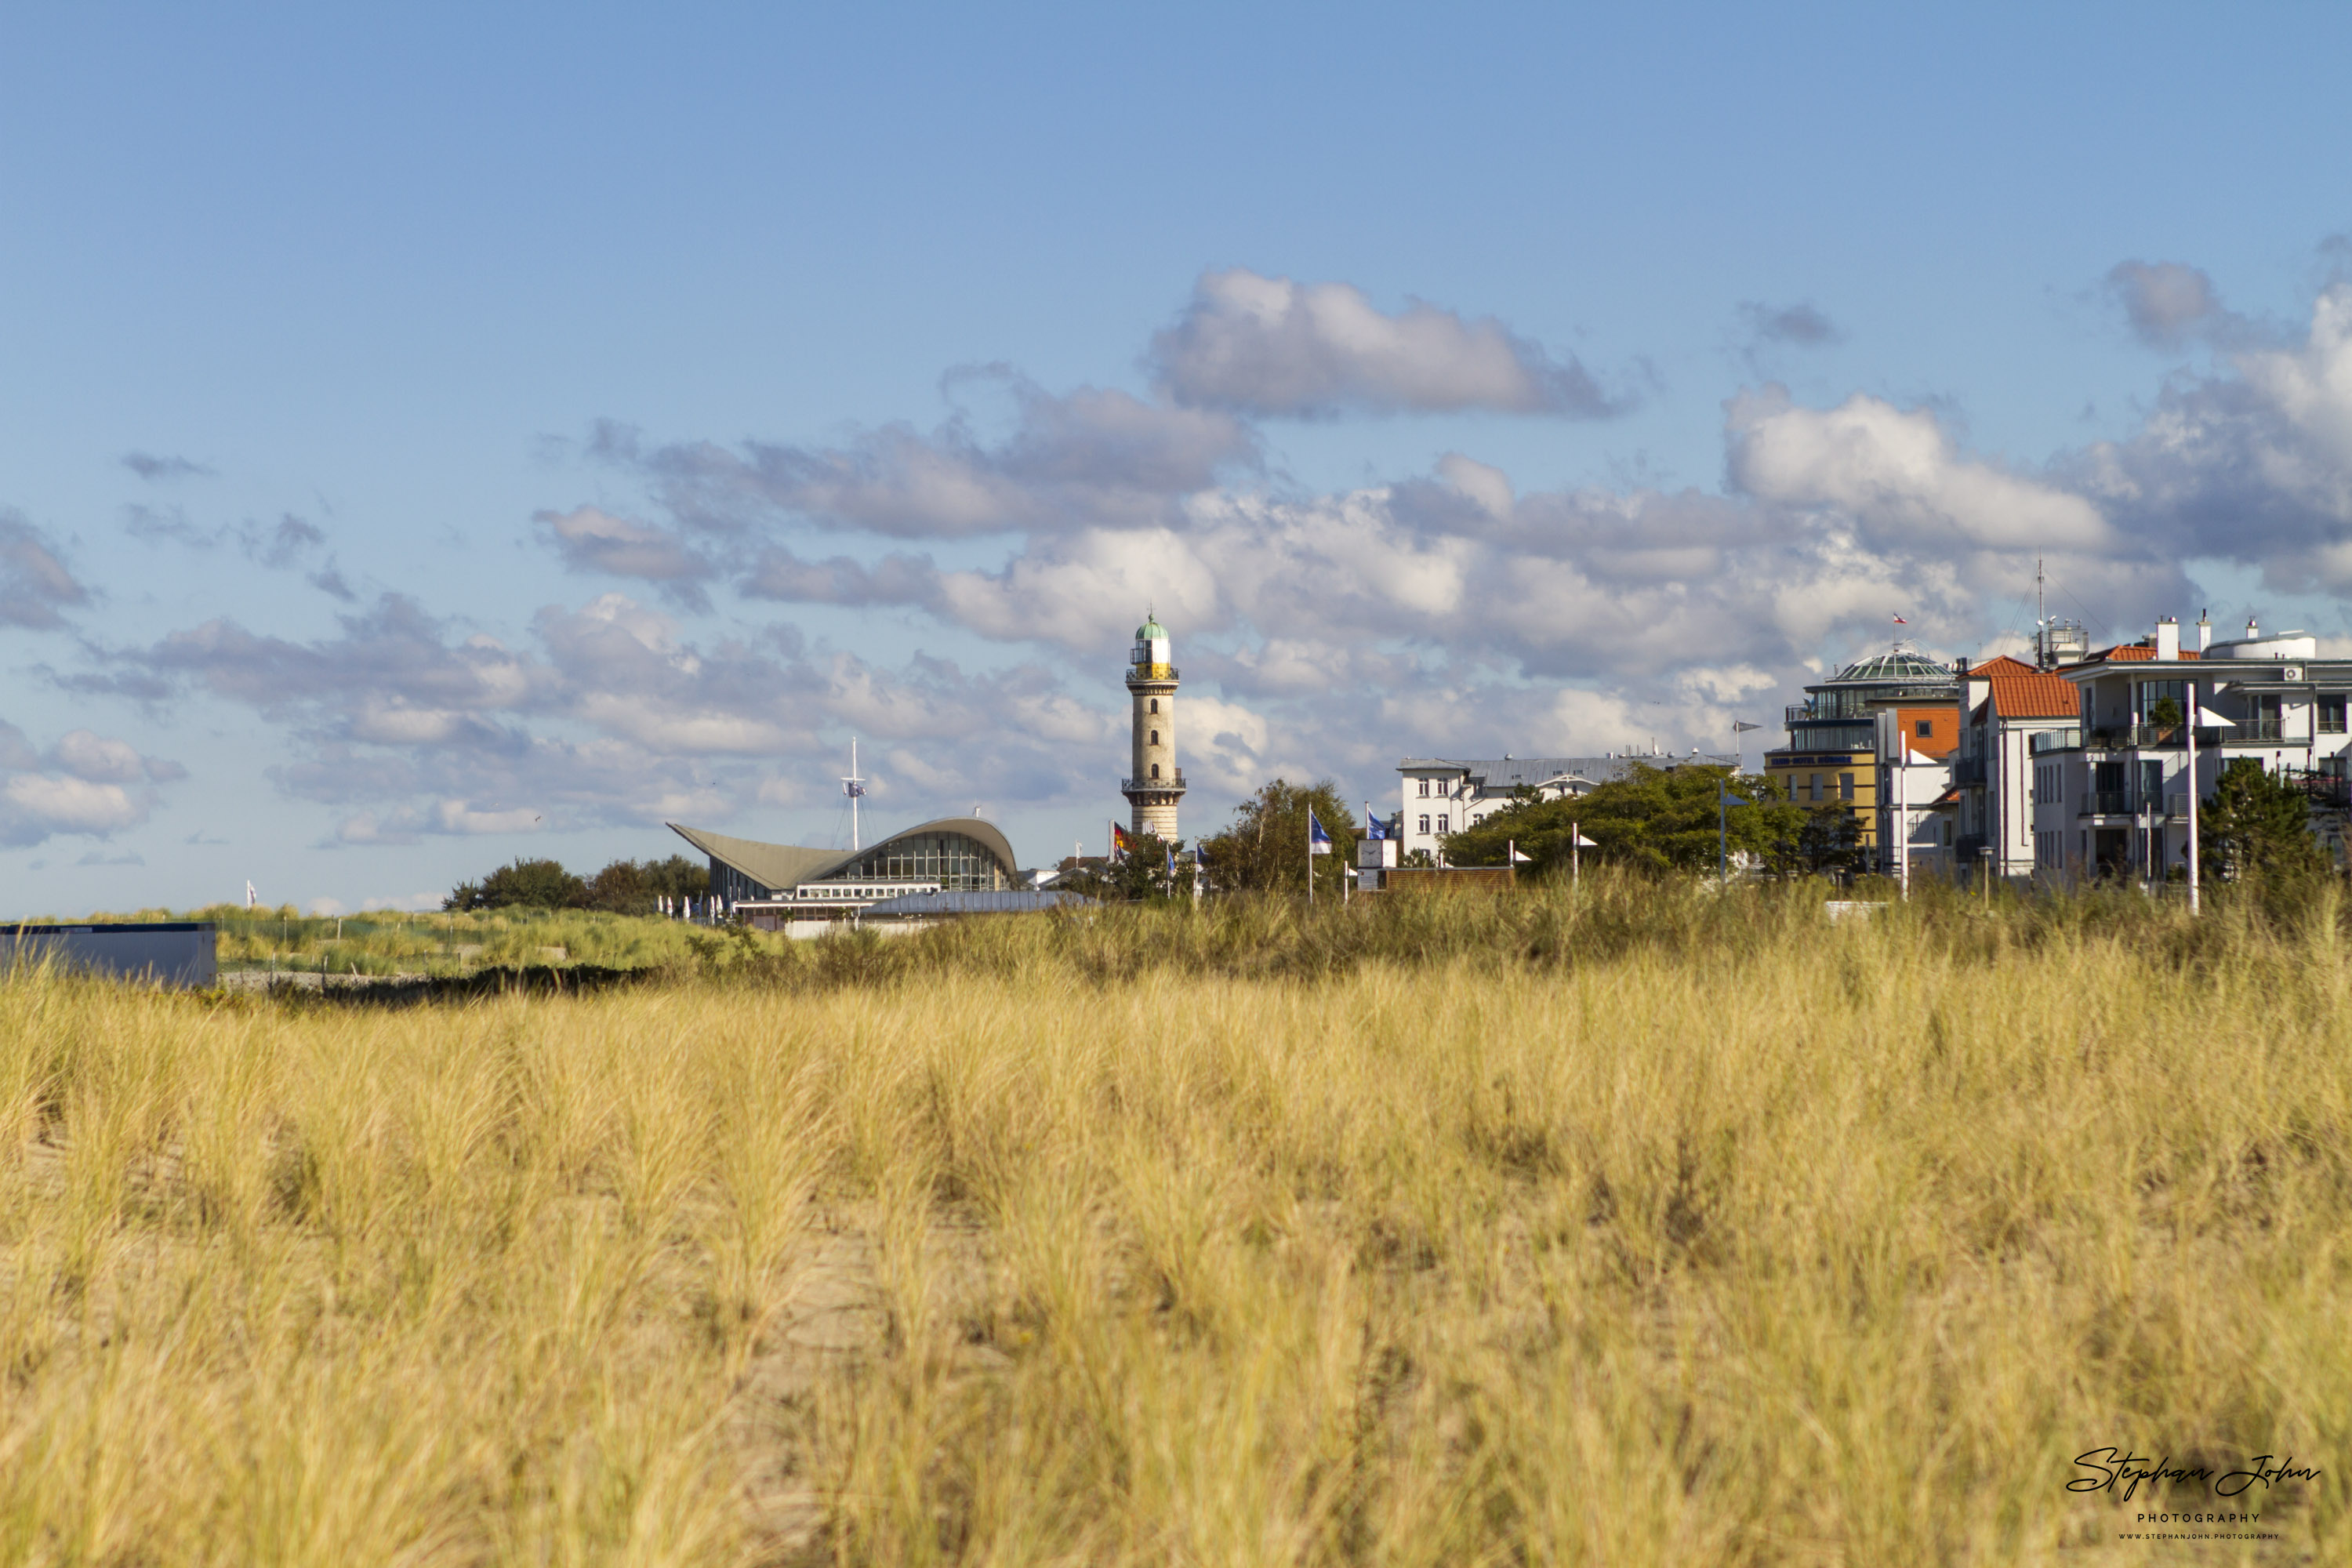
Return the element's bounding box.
[122,452,213,482]
[1737,301,1842,348]
[2106,260,2228,350]
[71,587,1135,842]
[1149,268,1624,418]
[2075,281,2352,591]
[610,376,1258,541]
[1726,387,2111,552]
[0,720,180,846]
[536,505,719,608]
[0,512,93,630]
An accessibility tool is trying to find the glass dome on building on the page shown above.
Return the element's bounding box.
[1784,647,1959,751]
[1830,651,1952,684]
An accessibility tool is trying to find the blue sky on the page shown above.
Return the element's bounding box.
[8,4,2352,913]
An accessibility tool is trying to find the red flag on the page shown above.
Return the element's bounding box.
[1892,615,1908,624]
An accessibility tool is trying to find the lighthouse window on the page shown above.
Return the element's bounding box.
[1149,699,1159,713]
[1150,730,1159,745]
[1150,764,1160,779]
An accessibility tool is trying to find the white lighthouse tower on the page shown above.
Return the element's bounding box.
[1121,611,1185,840]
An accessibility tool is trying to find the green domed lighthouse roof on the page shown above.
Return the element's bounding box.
[1136,615,1167,640]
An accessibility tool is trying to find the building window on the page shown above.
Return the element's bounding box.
[1915,720,1933,738]
[1808,773,1820,802]
[1417,779,1430,797]
[1437,815,1448,834]
[1417,814,1430,834]
[1840,773,1855,801]
[2322,695,2347,734]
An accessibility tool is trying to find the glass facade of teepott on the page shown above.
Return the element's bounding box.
[831,830,1011,891]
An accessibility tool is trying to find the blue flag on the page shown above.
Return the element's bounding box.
[1363,809,1388,840]
[1308,809,1332,855]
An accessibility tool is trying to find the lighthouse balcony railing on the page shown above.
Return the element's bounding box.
[1121,770,1186,793]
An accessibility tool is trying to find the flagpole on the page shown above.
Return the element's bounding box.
[1306,806,1313,906]
[2187,684,2202,916]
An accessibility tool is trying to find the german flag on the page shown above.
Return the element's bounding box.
[1110,822,1133,857]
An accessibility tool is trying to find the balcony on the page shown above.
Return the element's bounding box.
[2080,789,2190,818]
[1120,769,1187,793]
[1951,757,1987,786]
[2234,717,2285,742]
[2289,772,2352,810]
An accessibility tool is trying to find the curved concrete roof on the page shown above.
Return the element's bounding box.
[667,816,1022,891]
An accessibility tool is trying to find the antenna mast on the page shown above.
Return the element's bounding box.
[842,739,866,851]
[2036,557,2045,668]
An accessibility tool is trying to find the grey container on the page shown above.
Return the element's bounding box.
[2,922,219,988]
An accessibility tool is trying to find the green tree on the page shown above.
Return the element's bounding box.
[1060,832,1192,902]
[639,854,710,902]
[1777,804,1868,879]
[2199,757,2325,880]
[585,858,652,914]
[445,857,590,912]
[1196,779,1358,895]
[1443,763,1804,876]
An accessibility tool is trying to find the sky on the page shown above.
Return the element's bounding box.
[8,3,2352,915]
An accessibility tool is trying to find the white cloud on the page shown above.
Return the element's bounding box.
[0,511,93,630]
[0,721,180,847]
[1727,387,2112,552]
[3,775,145,839]
[2106,260,2227,350]
[1149,268,1623,418]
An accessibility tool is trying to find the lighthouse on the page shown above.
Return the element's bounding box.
[1121,612,1185,840]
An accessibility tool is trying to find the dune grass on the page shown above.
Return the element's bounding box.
[2,877,2346,1564]
[51,904,717,977]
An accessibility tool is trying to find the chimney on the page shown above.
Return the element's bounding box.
[2196,610,2212,652]
[2246,615,2261,641]
[2155,616,2179,661]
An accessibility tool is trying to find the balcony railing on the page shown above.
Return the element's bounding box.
[1951,757,1987,786]
[2082,789,2191,818]
[1120,769,1187,793]
[2288,772,2352,810]
[2237,717,2285,741]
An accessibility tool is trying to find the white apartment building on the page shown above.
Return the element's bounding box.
[2030,616,2352,883]
[1394,750,1738,864]
[1949,655,2083,883]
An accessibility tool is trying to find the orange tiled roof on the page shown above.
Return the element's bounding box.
[1985,665,2080,720]
[1974,655,2037,677]
[2080,643,2200,664]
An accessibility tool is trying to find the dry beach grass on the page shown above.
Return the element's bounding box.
[2,879,2347,1564]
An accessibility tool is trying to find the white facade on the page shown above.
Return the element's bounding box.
[2031,620,2352,884]
[1395,752,1737,864]
[1876,719,1956,882]
[1950,658,2082,884]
